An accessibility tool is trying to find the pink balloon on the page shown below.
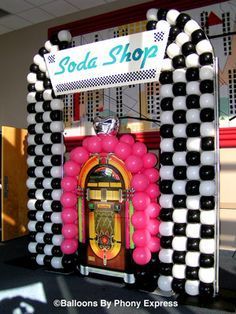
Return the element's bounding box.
[70,147,89,164]
[143,153,158,168]
[61,192,77,207]
[120,134,135,146]
[131,173,149,191]
[62,208,77,223]
[87,136,102,153]
[147,219,160,235]
[132,192,150,210]
[132,247,151,265]
[146,183,160,199]
[64,160,80,176]
[61,176,77,192]
[101,135,119,153]
[114,142,132,160]
[132,142,147,157]
[144,168,160,183]
[82,137,89,149]
[148,236,160,252]
[61,239,78,254]
[132,229,151,247]
[145,202,161,218]
[125,155,143,173]
[131,211,149,229]
[62,223,78,239]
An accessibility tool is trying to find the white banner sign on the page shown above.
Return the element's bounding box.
[45,21,170,95]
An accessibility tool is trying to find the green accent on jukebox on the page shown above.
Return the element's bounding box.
[78,196,83,242]
[129,200,135,249]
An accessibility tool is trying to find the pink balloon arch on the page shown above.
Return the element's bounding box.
[60,134,160,265]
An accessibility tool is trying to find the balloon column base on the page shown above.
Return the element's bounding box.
[177,288,236,313]
[150,288,175,297]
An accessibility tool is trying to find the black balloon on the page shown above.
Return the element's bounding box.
[173,223,186,236]
[160,181,173,194]
[173,110,186,123]
[35,92,44,101]
[200,166,215,180]
[187,238,200,251]
[51,178,61,189]
[62,254,78,270]
[50,110,62,121]
[35,156,43,166]
[28,83,36,92]
[27,167,35,177]
[200,225,215,238]
[160,152,173,165]
[159,71,173,84]
[186,95,200,109]
[28,124,36,134]
[186,67,199,81]
[43,167,52,177]
[36,71,46,81]
[146,20,157,30]
[187,210,200,223]
[44,233,53,244]
[200,108,214,122]
[199,52,213,66]
[199,253,214,267]
[159,208,173,221]
[59,41,69,50]
[42,122,51,133]
[38,46,48,56]
[43,79,52,89]
[51,133,62,143]
[27,103,36,113]
[28,210,36,220]
[35,134,43,144]
[186,151,200,165]
[191,29,206,45]
[160,124,174,138]
[159,263,173,275]
[51,155,63,166]
[35,112,43,123]
[35,200,44,210]
[169,26,181,41]
[43,101,51,111]
[182,41,196,56]
[36,243,45,254]
[50,34,59,45]
[186,266,199,280]
[172,278,185,293]
[43,189,53,200]
[172,195,187,208]
[186,123,200,137]
[185,180,200,195]
[160,236,173,248]
[200,133,214,149]
[51,201,62,211]
[42,144,52,155]
[173,83,186,96]
[44,255,53,267]
[160,97,173,111]
[52,246,63,257]
[27,145,36,155]
[52,223,62,234]
[172,55,186,69]
[29,232,36,241]
[172,251,186,264]
[173,166,187,179]
[200,196,215,210]
[200,80,214,94]
[199,282,214,297]
[173,138,187,152]
[35,222,44,232]
[28,189,36,198]
[30,63,39,73]
[176,13,191,28]
[157,8,168,20]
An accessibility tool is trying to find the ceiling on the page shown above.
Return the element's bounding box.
[0,0,118,35]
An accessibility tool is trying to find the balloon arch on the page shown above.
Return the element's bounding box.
[26,8,219,297]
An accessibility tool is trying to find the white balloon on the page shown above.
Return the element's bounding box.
[172,181,186,195]
[172,264,186,279]
[35,146,43,155]
[36,211,44,221]
[43,112,51,122]
[199,267,215,283]
[50,45,59,53]
[200,122,215,137]
[51,190,62,201]
[51,212,62,223]
[27,72,37,84]
[28,221,37,232]
[186,82,200,95]
[26,178,36,189]
[160,166,174,180]
[173,124,187,137]
[200,210,216,225]
[172,209,187,223]
[159,249,173,263]
[185,252,200,267]
[51,99,64,110]
[39,61,47,73]
[173,152,187,166]
[28,242,37,253]
[43,200,53,211]
[35,232,45,243]
[173,96,187,110]
[160,139,174,152]
[43,156,53,166]
[43,178,52,189]
[159,222,174,236]
[43,223,52,233]
[35,167,44,177]
[200,239,215,254]
[35,124,43,133]
[196,40,213,55]
[172,236,187,251]
[51,166,63,178]
[27,199,37,210]
[187,138,201,151]
[44,244,53,255]
[52,235,63,246]
[35,190,44,200]
[175,32,190,46]
[186,166,200,180]
[52,144,65,155]
[185,280,199,296]
[160,85,174,98]
[36,254,45,266]
[43,89,53,100]
[167,43,181,58]
[27,113,36,124]
[35,101,43,112]
[201,152,215,165]
[159,195,173,208]
[51,257,63,269]
[166,9,180,25]
[186,54,199,68]
[161,58,173,71]
[200,65,214,80]
[184,20,201,36]
[27,156,36,167]
[27,135,35,145]
[33,54,44,66]
[50,121,64,133]
[58,30,72,42]
[146,8,158,21]
[45,40,52,51]
[27,92,36,104]
[158,276,173,292]
[173,69,186,83]
[186,223,201,238]
[199,181,216,196]
[186,196,200,209]
[200,94,214,108]
[35,81,44,91]
[186,109,200,123]
[42,134,52,144]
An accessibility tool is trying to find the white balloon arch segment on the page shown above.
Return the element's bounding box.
[26,7,219,297]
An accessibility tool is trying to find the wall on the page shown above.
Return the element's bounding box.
[0,0,150,129]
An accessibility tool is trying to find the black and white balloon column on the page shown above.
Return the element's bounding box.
[27,30,77,270]
[147,8,218,297]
